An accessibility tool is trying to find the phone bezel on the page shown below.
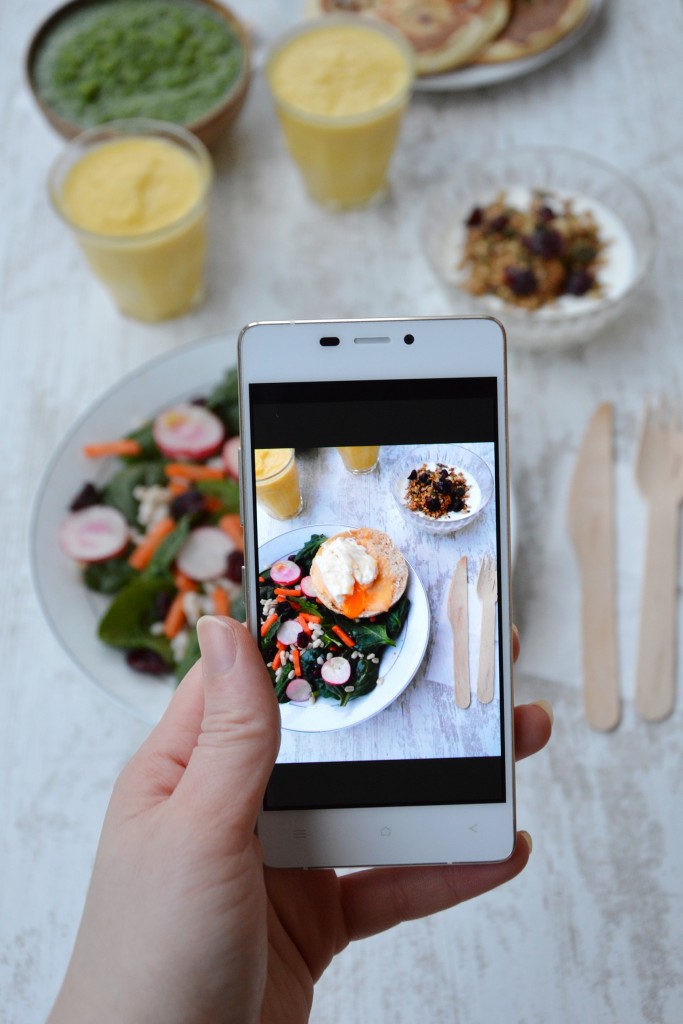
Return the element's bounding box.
[238,317,515,868]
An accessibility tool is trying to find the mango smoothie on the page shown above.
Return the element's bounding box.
[266,19,414,209]
[255,448,303,520]
[336,445,380,473]
[49,120,212,322]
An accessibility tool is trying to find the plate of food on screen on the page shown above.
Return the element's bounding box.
[257,524,430,732]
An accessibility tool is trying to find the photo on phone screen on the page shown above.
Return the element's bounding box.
[245,374,508,816]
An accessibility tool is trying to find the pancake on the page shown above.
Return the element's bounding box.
[310,527,409,618]
[476,0,590,63]
[308,1,511,75]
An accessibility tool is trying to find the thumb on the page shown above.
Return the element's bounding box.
[176,615,280,841]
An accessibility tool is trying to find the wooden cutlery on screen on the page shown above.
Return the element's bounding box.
[476,555,497,704]
[446,553,498,708]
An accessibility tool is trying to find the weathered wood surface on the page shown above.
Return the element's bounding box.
[2,1,683,1021]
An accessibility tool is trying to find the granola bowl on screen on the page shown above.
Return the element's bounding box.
[391,445,493,535]
[421,147,656,350]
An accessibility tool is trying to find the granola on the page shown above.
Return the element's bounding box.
[405,462,470,519]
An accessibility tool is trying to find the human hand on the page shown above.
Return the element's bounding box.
[49,617,551,1024]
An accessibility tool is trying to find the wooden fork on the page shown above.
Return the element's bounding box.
[634,398,683,721]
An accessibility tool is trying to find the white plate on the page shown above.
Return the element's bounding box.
[30,333,238,725]
[414,0,604,92]
[258,524,430,733]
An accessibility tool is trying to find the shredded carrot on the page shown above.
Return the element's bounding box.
[258,576,265,583]
[276,641,286,650]
[291,647,301,677]
[296,615,311,637]
[83,439,142,459]
[260,612,278,637]
[168,481,189,496]
[163,592,186,639]
[274,587,302,597]
[173,570,196,593]
[272,651,282,671]
[332,625,355,648]
[128,517,175,571]
[275,595,287,603]
[212,586,231,617]
[205,496,224,514]
[164,463,225,481]
[299,613,321,624]
[218,513,244,551]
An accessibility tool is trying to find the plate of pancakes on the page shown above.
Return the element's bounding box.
[307,0,603,91]
[258,523,430,732]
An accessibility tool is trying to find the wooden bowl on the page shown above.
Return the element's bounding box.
[26,0,251,150]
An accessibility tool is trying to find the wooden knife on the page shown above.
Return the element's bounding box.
[447,555,470,708]
[566,402,621,731]
[476,555,497,704]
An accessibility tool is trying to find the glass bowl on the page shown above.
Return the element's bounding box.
[421,146,656,350]
[391,444,494,535]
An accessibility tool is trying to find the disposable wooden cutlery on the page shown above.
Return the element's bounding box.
[447,555,470,708]
[567,402,621,731]
[476,555,497,704]
[634,398,683,721]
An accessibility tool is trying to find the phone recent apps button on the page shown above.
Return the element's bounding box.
[292,828,307,839]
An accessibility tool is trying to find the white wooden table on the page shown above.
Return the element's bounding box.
[2,1,683,1021]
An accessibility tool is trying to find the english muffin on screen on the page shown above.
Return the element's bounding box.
[476,0,590,63]
[309,1,511,75]
[310,528,409,618]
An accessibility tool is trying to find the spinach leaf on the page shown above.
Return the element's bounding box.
[385,593,410,639]
[83,556,136,595]
[145,516,191,576]
[102,461,167,524]
[196,477,240,513]
[98,575,173,663]
[344,619,394,652]
[123,421,160,462]
[174,627,200,682]
[205,368,240,436]
[352,656,381,699]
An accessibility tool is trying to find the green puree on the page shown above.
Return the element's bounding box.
[34,0,244,127]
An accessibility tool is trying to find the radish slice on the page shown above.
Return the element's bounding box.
[300,575,317,598]
[176,526,235,582]
[222,436,240,479]
[276,619,304,646]
[153,404,225,460]
[270,559,301,586]
[321,656,352,685]
[59,505,130,563]
[285,678,312,703]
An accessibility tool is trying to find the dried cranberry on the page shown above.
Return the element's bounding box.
[565,269,594,296]
[279,605,298,621]
[465,206,484,227]
[69,482,101,511]
[538,205,557,222]
[419,472,431,484]
[152,590,175,621]
[452,498,465,512]
[408,469,418,480]
[488,213,509,233]
[426,497,441,512]
[169,488,206,520]
[297,631,309,648]
[439,469,449,478]
[504,266,538,297]
[436,479,453,494]
[125,648,169,675]
[523,227,564,259]
[225,549,243,583]
[453,485,466,497]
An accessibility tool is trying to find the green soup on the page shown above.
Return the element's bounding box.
[34,0,244,127]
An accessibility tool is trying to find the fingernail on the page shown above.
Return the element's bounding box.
[520,830,533,854]
[197,616,237,676]
[533,699,554,725]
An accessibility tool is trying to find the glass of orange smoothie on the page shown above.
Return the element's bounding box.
[336,446,380,474]
[48,119,213,322]
[266,17,415,210]
[255,448,303,519]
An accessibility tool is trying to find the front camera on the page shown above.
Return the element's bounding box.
[404,334,414,345]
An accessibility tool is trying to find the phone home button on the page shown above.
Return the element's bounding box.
[380,826,392,837]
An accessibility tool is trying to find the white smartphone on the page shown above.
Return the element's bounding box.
[237,316,515,868]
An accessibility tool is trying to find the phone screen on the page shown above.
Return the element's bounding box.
[246,375,507,813]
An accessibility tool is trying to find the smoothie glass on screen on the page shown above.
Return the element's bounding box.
[48,119,213,322]
[265,16,415,210]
